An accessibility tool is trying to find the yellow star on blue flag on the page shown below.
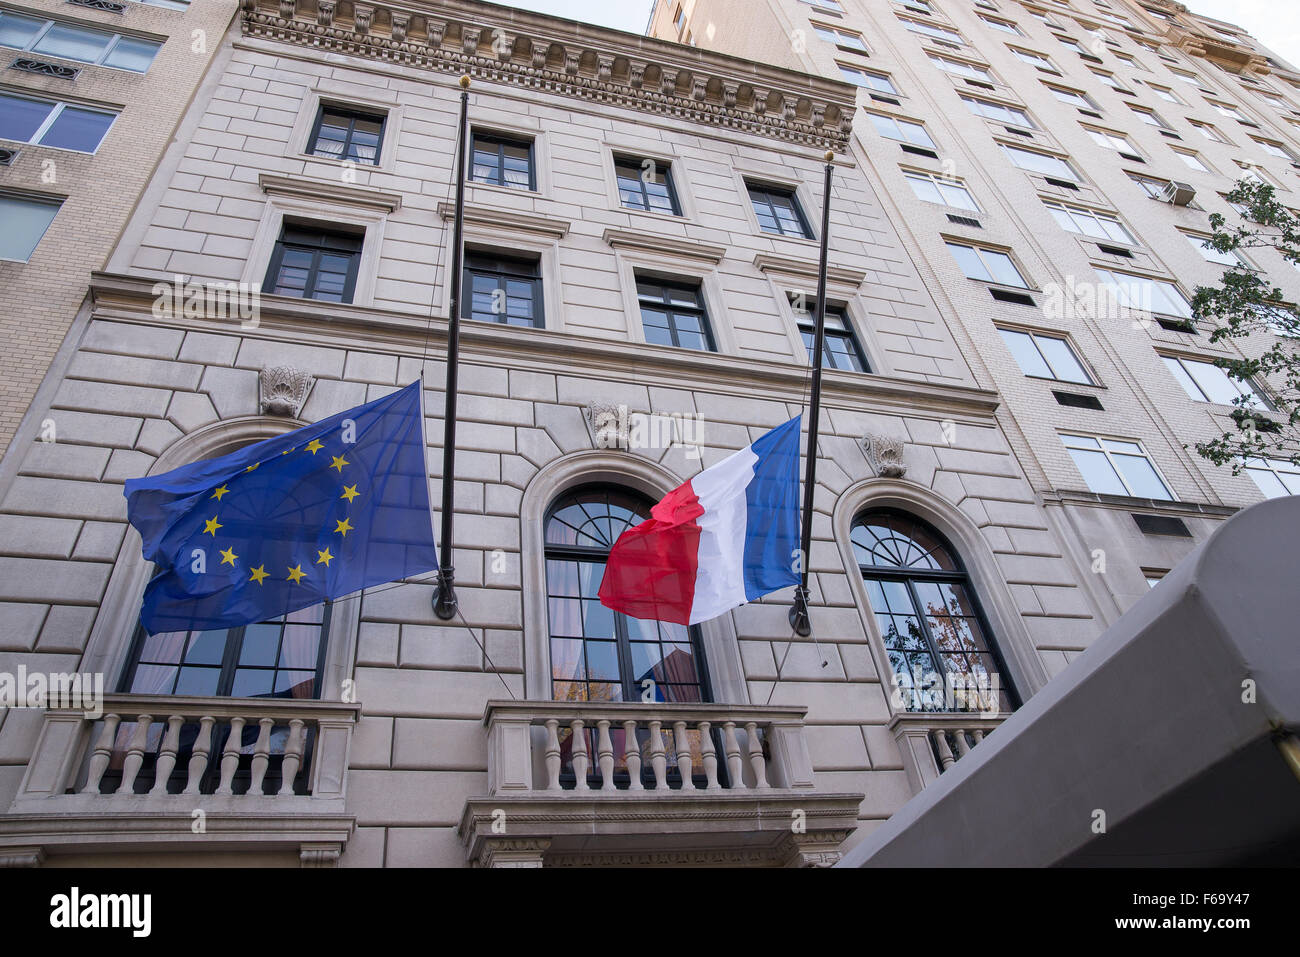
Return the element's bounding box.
[124,381,438,635]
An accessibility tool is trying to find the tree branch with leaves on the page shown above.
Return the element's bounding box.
[1189,179,1300,473]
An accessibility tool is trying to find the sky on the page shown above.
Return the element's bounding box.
[498,0,655,35]
[499,0,1300,68]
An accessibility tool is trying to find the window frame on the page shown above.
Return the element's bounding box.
[305,105,387,166]
[613,155,681,216]
[469,130,537,191]
[854,507,1020,715]
[1243,457,1300,498]
[0,10,162,73]
[462,250,546,328]
[788,293,870,373]
[1060,433,1176,500]
[904,169,980,211]
[1160,353,1268,409]
[945,240,1030,288]
[117,606,332,701]
[0,90,117,154]
[0,191,62,263]
[746,182,815,239]
[261,224,364,304]
[636,276,717,352]
[997,326,1095,384]
[1043,199,1137,245]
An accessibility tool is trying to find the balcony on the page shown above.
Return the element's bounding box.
[890,712,1007,793]
[459,700,864,867]
[0,694,359,867]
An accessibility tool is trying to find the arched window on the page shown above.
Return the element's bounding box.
[118,604,330,700]
[544,484,714,787]
[853,509,1017,713]
[544,485,710,703]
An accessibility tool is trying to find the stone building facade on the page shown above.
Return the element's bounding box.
[0,0,240,459]
[0,0,1292,867]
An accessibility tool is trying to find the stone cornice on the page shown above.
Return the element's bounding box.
[259,173,403,212]
[238,0,854,151]
[753,252,866,288]
[87,272,1003,420]
[602,227,726,264]
[438,200,570,238]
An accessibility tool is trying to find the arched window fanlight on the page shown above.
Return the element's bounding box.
[853,509,1017,714]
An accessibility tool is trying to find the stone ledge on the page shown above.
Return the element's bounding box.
[458,790,863,867]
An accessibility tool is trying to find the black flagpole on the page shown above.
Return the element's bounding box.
[433,75,472,621]
[789,150,836,638]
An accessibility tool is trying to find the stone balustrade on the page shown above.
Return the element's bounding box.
[889,712,1007,794]
[483,699,819,795]
[0,694,359,866]
[462,699,865,867]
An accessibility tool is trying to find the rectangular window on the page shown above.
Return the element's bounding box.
[1173,148,1211,173]
[0,91,116,153]
[1129,105,1173,130]
[1044,200,1136,244]
[463,252,544,327]
[1085,126,1140,155]
[637,278,715,352]
[1091,70,1128,92]
[929,54,992,81]
[979,16,1021,35]
[1061,434,1174,500]
[1128,171,1170,199]
[1094,268,1192,319]
[814,24,867,52]
[899,18,965,45]
[748,183,813,238]
[1182,231,1242,268]
[961,95,1035,128]
[946,241,1028,287]
[1046,85,1097,109]
[1243,457,1300,498]
[1191,121,1227,143]
[905,170,979,211]
[470,132,535,190]
[867,113,935,148]
[1002,144,1080,181]
[263,225,363,303]
[0,10,161,72]
[839,64,898,93]
[307,106,385,165]
[0,192,61,262]
[1251,136,1297,161]
[1148,83,1182,104]
[800,0,844,11]
[1010,47,1058,72]
[1209,100,1245,120]
[1170,67,1200,85]
[1161,354,1267,408]
[614,156,680,214]
[789,294,868,372]
[998,328,1092,382]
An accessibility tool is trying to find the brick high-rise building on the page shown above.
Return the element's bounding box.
[0,0,1295,868]
[0,0,240,460]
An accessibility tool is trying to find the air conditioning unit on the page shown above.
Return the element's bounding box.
[1162,180,1196,206]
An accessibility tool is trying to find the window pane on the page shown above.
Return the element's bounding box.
[947,243,991,281]
[102,35,160,72]
[0,12,45,50]
[1067,447,1128,495]
[0,195,61,262]
[983,250,1026,287]
[1036,336,1090,382]
[1112,453,1172,500]
[1000,329,1052,378]
[33,23,111,63]
[0,94,55,143]
[41,105,115,152]
[1184,360,1244,405]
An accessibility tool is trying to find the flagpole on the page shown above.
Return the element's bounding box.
[433,75,472,621]
[789,150,836,638]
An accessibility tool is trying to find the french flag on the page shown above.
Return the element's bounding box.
[598,417,802,625]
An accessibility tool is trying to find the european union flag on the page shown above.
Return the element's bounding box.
[125,380,438,635]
